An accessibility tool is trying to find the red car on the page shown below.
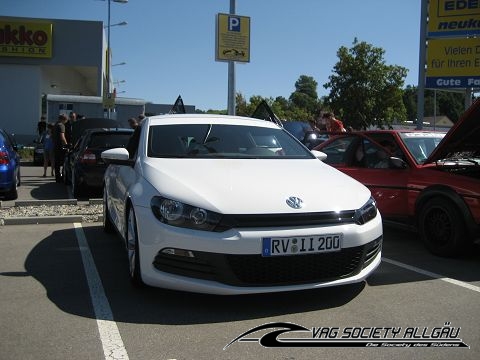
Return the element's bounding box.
[314,100,480,257]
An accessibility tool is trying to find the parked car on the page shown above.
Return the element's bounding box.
[282,120,328,149]
[101,114,383,295]
[62,117,123,184]
[64,128,133,198]
[314,100,480,257]
[0,129,21,200]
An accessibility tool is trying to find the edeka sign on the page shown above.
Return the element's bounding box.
[428,0,480,37]
[0,21,53,58]
[426,37,480,88]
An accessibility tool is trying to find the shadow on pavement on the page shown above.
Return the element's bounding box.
[0,162,69,203]
[5,226,365,325]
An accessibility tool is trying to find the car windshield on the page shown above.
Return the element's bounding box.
[88,132,132,148]
[398,132,445,164]
[147,124,315,159]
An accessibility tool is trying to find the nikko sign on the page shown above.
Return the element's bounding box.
[426,37,480,88]
[216,13,250,63]
[0,20,53,58]
[428,0,480,37]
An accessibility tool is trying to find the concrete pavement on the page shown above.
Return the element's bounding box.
[0,161,70,207]
[0,161,102,225]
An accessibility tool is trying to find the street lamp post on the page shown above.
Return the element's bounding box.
[106,0,128,118]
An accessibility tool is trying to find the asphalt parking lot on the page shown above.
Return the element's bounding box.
[0,162,479,360]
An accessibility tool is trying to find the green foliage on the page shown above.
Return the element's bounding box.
[403,86,466,123]
[17,147,33,161]
[235,75,322,121]
[323,38,408,129]
[206,39,469,128]
[289,75,321,115]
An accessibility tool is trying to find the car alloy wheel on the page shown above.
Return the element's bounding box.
[126,206,144,286]
[419,197,467,257]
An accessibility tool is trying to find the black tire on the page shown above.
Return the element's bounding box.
[17,168,21,187]
[63,155,73,185]
[72,175,84,198]
[5,168,20,200]
[103,187,115,233]
[64,167,71,185]
[418,197,468,257]
[126,206,144,287]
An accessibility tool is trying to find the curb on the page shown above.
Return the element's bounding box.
[0,199,104,225]
[1,215,85,225]
[0,198,103,208]
[13,199,78,207]
[1,215,104,226]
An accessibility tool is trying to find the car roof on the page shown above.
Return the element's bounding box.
[425,99,480,163]
[83,127,133,134]
[146,114,282,129]
[72,118,123,142]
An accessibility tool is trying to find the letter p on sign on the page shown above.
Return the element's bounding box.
[228,16,241,31]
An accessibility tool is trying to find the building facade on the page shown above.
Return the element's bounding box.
[0,16,146,145]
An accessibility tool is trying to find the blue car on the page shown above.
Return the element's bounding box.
[0,129,21,200]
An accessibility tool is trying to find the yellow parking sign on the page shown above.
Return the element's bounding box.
[216,13,250,63]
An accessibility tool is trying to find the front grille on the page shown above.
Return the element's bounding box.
[153,236,382,287]
[214,211,357,232]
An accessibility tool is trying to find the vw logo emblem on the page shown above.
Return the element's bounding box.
[286,196,303,209]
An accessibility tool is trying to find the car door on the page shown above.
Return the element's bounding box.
[320,134,411,220]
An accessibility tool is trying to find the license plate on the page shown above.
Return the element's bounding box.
[262,234,342,257]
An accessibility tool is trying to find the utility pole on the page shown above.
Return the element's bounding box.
[227,0,236,115]
[416,0,428,130]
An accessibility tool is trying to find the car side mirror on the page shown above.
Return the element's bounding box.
[101,148,135,167]
[311,150,327,161]
[390,157,407,169]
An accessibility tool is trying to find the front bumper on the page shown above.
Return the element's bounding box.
[134,205,383,295]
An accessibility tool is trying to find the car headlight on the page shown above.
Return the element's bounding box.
[151,196,222,231]
[354,197,378,225]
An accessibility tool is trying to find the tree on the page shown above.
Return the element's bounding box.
[324,39,408,129]
[402,85,417,123]
[402,86,466,123]
[289,75,321,116]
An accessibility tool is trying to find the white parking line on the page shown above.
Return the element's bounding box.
[74,223,130,360]
[383,257,480,293]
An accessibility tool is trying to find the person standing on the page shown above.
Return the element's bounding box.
[322,112,346,133]
[37,115,47,136]
[64,111,77,146]
[42,123,55,177]
[52,114,68,183]
[126,117,141,159]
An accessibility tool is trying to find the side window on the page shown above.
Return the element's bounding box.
[321,136,356,165]
[367,134,404,160]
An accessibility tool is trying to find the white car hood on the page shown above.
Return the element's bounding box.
[141,158,371,214]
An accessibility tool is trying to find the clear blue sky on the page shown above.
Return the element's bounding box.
[2,0,422,111]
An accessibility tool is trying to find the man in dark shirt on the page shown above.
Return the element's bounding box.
[52,114,68,182]
[126,115,145,159]
[65,111,77,145]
